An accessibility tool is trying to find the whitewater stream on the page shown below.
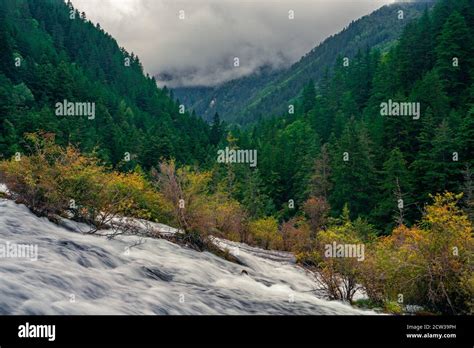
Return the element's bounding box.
[0,197,375,315]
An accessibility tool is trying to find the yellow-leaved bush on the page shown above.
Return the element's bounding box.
[297,209,368,302]
[0,132,170,228]
[248,217,282,249]
[360,193,473,314]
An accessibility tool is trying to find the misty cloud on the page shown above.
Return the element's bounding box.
[72,0,395,87]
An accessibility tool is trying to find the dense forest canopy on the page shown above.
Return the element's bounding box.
[220,0,474,232]
[0,0,214,169]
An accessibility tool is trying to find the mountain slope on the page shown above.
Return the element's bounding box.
[174,1,435,125]
[227,0,474,230]
[0,0,213,168]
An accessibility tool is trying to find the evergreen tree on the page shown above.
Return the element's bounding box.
[238,168,274,219]
[435,11,471,102]
[375,148,413,233]
[310,143,332,201]
[412,119,460,200]
[0,8,14,79]
[458,106,474,166]
[330,120,376,218]
[210,112,223,146]
[302,79,316,114]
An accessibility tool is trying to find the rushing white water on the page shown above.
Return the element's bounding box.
[0,198,376,315]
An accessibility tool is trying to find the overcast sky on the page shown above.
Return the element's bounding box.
[71,0,395,87]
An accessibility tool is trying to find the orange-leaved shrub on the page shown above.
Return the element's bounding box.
[280,217,312,252]
[0,132,168,231]
[152,160,247,243]
[360,193,473,314]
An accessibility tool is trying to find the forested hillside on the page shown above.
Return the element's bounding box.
[174,1,435,125]
[221,0,474,232]
[0,0,214,168]
[173,64,279,123]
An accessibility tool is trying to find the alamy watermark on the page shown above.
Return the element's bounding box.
[217,147,257,167]
[380,99,420,120]
[18,322,55,342]
[55,99,95,120]
[0,242,38,261]
[324,242,365,261]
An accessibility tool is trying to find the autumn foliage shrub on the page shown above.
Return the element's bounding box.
[293,195,473,313]
[0,133,72,217]
[152,160,247,245]
[360,193,474,314]
[0,133,167,230]
[303,196,330,237]
[280,217,312,252]
[247,217,283,249]
[0,136,247,243]
[359,225,426,306]
[211,194,247,242]
[297,208,368,302]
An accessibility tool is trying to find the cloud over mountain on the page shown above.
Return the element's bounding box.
[72,0,394,87]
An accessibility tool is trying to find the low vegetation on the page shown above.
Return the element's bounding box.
[1,132,472,314]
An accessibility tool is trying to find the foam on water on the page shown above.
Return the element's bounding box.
[0,199,376,315]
